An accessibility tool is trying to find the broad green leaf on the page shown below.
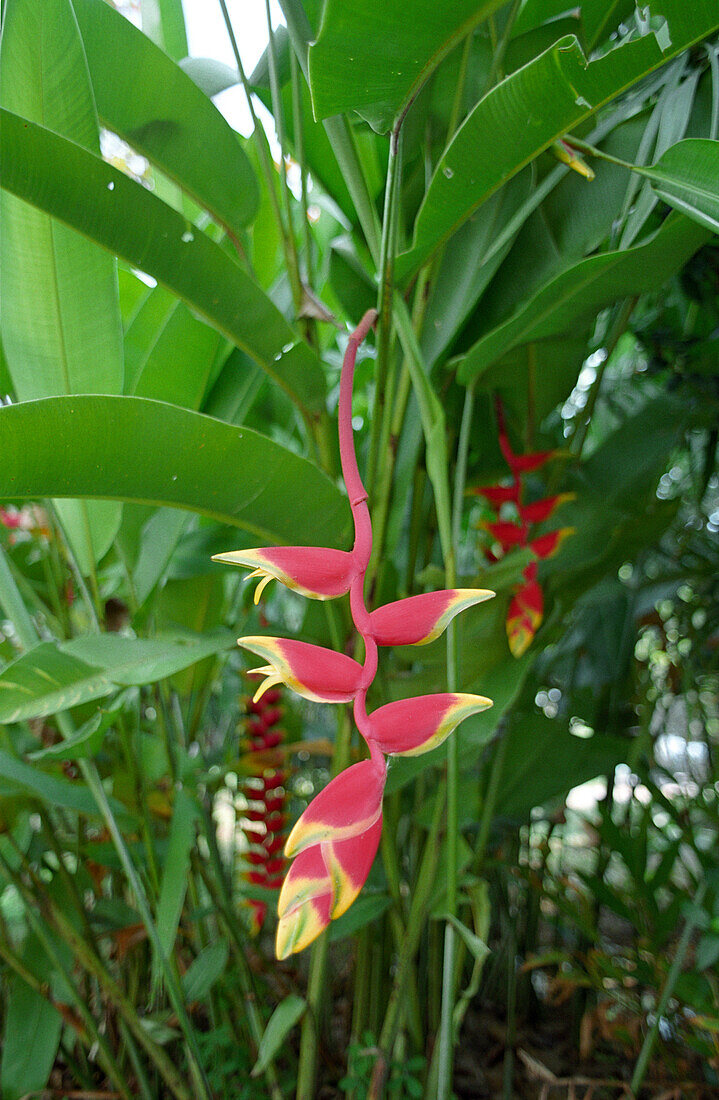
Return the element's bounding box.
[398,3,719,280]
[0,747,128,818]
[642,138,719,233]
[496,714,627,817]
[456,213,709,385]
[0,633,233,723]
[0,976,62,1100]
[0,396,351,547]
[328,893,392,941]
[0,0,124,571]
[309,0,506,131]
[28,706,121,762]
[73,0,259,234]
[251,995,307,1078]
[132,508,191,607]
[154,788,198,990]
[0,109,326,414]
[180,57,240,98]
[140,0,188,61]
[181,940,230,1002]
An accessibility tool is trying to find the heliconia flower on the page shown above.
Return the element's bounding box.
[467,483,518,507]
[369,589,494,647]
[211,546,358,602]
[239,672,289,933]
[506,569,544,658]
[484,520,526,550]
[368,693,493,756]
[529,528,574,560]
[284,759,385,856]
[498,438,554,476]
[275,817,383,958]
[552,138,595,181]
[214,311,495,956]
[519,493,573,526]
[237,636,363,704]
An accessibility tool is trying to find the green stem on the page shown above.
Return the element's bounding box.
[263,0,304,312]
[369,788,446,1098]
[437,385,474,1098]
[630,884,707,1094]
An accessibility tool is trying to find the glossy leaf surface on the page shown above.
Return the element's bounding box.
[0,396,351,547]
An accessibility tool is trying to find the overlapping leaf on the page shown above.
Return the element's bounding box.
[0,110,325,413]
[0,396,351,547]
[398,2,719,281]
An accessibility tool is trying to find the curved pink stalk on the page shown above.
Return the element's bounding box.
[216,309,495,956]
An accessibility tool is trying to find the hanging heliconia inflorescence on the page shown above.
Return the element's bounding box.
[469,399,573,658]
[214,309,494,958]
[239,673,288,934]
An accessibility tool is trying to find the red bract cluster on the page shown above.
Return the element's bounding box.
[215,310,494,958]
[470,402,573,658]
[240,676,288,934]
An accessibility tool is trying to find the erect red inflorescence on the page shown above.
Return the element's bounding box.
[215,309,494,958]
[469,399,573,658]
[239,675,288,934]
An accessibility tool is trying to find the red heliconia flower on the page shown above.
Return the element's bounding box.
[215,310,495,957]
[369,589,493,647]
[212,546,359,602]
[237,636,364,704]
[471,399,573,658]
[239,673,289,933]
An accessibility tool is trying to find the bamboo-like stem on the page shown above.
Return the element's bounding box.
[263,0,304,313]
[630,879,707,1094]
[0,883,132,1100]
[368,788,446,1098]
[290,49,313,285]
[437,384,475,1098]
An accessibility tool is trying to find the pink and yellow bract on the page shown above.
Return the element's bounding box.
[216,310,494,957]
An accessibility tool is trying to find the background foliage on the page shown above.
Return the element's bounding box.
[0,0,719,1096]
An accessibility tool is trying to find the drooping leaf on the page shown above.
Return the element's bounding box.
[642,137,719,233]
[309,0,506,131]
[153,788,198,990]
[398,4,719,280]
[139,0,188,61]
[456,213,709,385]
[0,0,124,571]
[251,995,307,1078]
[73,0,259,234]
[0,976,62,1100]
[0,396,351,547]
[181,940,230,1002]
[0,633,233,724]
[0,109,326,414]
[0,748,128,819]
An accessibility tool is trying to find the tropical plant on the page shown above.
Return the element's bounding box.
[1,0,719,1097]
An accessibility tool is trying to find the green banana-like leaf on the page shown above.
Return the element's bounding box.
[398,2,719,280]
[0,109,326,415]
[455,213,709,385]
[0,396,351,548]
[139,0,188,61]
[0,633,233,724]
[0,0,124,572]
[309,0,505,131]
[642,138,719,233]
[73,0,259,234]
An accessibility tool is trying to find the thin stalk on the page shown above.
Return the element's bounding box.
[0,541,38,648]
[437,385,475,1098]
[217,0,288,260]
[296,702,356,1099]
[368,127,403,490]
[47,502,102,632]
[290,48,313,284]
[192,816,285,1100]
[369,788,446,1098]
[76,760,213,1100]
[630,884,707,1093]
[263,0,304,312]
[569,296,638,456]
[0,848,138,1100]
